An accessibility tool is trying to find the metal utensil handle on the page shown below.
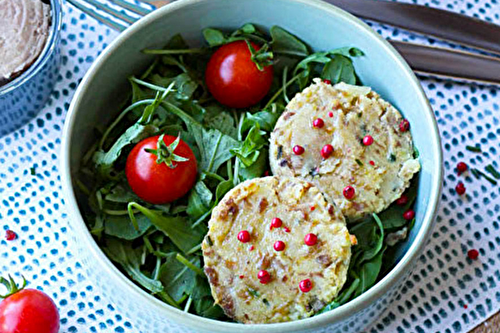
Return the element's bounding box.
[328,0,500,56]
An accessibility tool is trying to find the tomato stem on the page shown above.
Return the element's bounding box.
[146,134,190,169]
[0,275,27,299]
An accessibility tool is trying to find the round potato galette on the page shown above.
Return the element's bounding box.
[270,79,420,221]
[202,176,352,323]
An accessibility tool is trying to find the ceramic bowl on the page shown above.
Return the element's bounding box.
[0,0,62,137]
[61,0,443,332]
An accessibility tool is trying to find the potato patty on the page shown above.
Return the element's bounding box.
[270,79,420,221]
[202,176,352,323]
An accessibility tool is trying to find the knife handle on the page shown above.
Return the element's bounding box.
[390,41,500,85]
[329,0,500,56]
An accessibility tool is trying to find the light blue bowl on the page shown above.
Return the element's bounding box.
[61,0,443,332]
[0,0,62,137]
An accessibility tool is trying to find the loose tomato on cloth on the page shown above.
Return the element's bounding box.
[205,40,274,108]
[0,275,59,333]
[126,134,197,204]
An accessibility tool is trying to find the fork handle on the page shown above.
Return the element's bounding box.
[391,41,500,85]
[326,0,500,56]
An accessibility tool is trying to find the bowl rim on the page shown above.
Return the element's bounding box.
[0,0,63,95]
[61,0,443,331]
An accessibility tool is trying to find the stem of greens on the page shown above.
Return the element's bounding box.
[191,209,213,229]
[186,243,202,255]
[127,202,143,231]
[75,179,90,196]
[282,66,290,104]
[140,58,159,80]
[130,77,173,92]
[158,291,181,309]
[184,296,193,312]
[98,100,153,150]
[263,73,301,110]
[103,209,138,216]
[143,48,206,55]
[207,133,223,172]
[175,253,205,277]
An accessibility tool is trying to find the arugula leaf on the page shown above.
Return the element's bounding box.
[158,253,197,302]
[270,25,309,57]
[187,181,213,219]
[294,48,363,89]
[191,275,225,319]
[239,148,268,181]
[230,123,266,167]
[354,247,386,297]
[241,110,280,133]
[203,28,227,47]
[128,202,204,254]
[104,214,152,240]
[215,179,234,203]
[235,23,257,35]
[321,55,356,85]
[103,237,163,293]
[166,33,190,50]
[93,123,157,178]
[350,213,384,262]
[204,110,238,139]
[105,184,140,203]
[163,102,240,173]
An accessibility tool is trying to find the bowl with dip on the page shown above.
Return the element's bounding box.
[0,0,62,136]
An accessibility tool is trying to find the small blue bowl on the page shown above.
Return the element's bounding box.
[0,0,62,137]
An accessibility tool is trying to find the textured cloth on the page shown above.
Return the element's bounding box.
[0,1,499,332]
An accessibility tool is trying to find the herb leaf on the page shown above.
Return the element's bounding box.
[103,237,163,293]
[270,25,309,57]
[128,202,204,254]
[203,28,227,47]
[321,55,356,85]
[187,181,213,219]
[104,214,152,240]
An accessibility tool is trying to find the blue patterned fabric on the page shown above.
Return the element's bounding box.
[0,1,499,332]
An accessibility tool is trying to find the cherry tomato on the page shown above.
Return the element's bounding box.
[205,40,274,108]
[126,135,197,204]
[0,289,60,333]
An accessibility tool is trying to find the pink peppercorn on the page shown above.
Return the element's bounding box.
[237,230,251,243]
[403,209,415,221]
[258,270,271,284]
[273,241,286,252]
[271,217,283,229]
[457,162,468,174]
[313,118,325,128]
[399,119,410,132]
[323,79,332,85]
[5,230,16,241]
[467,249,479,260]
[363,135,374,146]
[293,145,305,155]
[304,233,317,246]
[343,186,355,200]
[321,144,334,159]
[456,182,466,195]
[396,195,409,206]
[299,279,313,293]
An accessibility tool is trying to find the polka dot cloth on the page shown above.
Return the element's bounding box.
[0,1,499,332]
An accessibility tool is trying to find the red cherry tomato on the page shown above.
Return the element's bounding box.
[205,40,274,108]
[126,135,197,204]
[0,289,60,333]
